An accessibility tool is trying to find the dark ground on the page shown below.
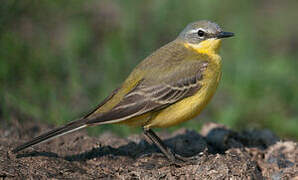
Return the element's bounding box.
[0,120,297,179]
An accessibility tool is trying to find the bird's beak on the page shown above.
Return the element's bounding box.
[217,31,234,39]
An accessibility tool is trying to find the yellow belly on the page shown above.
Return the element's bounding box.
[145,61,221,128]
[119,40,222,128]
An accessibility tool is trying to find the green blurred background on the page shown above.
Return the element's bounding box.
[1,0,297,139]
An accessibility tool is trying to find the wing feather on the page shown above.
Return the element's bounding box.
[86,60,208,125]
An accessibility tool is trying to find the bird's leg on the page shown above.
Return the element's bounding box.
[143,127,176,162]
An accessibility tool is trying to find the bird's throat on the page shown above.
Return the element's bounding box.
[185,38,222,55]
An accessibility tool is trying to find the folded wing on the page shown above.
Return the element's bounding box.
[86,60,208,125]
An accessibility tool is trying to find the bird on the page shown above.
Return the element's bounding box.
[12,20,234,162]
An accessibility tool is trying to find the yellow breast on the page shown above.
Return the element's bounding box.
[145,39,222,128]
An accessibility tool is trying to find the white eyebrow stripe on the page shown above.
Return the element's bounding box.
[189,28,206,34]
[188,29,199,34]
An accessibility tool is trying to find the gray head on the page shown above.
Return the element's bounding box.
[179,20,234,44]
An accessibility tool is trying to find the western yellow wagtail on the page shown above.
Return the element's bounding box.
[12,20,234,161]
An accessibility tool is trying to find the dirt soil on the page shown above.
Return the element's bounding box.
[0,120,297,179]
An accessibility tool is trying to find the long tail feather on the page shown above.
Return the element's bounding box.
[12,118,88,153]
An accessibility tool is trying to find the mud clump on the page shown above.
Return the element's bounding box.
[0,120,297,179]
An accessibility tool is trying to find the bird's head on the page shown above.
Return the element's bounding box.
[178,20,234,53]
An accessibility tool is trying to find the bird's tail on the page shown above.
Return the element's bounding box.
[12,118,88,153]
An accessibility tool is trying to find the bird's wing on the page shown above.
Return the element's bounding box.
[86,59,209,125]
[12,43,209,153]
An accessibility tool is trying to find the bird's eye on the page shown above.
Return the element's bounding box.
[197,30,205,37]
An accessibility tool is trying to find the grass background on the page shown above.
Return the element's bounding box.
[1,0,297,139]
